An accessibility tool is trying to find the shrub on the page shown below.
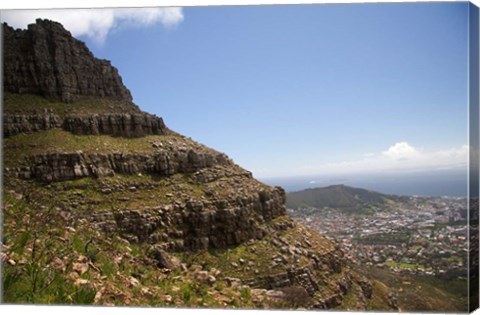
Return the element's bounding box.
[280,286,311,309]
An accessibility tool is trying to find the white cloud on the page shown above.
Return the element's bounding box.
[382,141,419,160]
[276,142,468,177]
[1,7,184,44]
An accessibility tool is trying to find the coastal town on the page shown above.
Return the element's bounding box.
[288,195,469,280]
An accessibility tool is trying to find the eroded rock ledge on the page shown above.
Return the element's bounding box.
[5,150,232,182]
[3,112,168,138]
[62,113,168,137]
[3,111,61,137]
[91,187,287,251]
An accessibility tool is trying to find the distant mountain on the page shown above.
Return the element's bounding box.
[286,184,397,214]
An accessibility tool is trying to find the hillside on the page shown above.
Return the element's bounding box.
[1,19,396,311]
[286,184,397,215]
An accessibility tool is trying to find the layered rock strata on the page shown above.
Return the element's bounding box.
[62,113,168,137]
[5,150,232,182]
[3,112,168,138]
[3,111,61,137]
[91,187,286,250]
[3,19,132,103]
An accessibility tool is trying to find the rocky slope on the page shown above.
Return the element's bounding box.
[2,19,396,311]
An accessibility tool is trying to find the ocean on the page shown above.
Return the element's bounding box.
[260,169,469,197]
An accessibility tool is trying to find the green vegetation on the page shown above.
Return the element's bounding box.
[3,92,137,117]
[1,190,280,308]
[357,266,468,312]
[335,282,362,310]
[385,262,425,270]
[2,193,97,304]
[447,256,463,264]
[365,279,396,311]
[180,217,330,280]
[286,184,397,215]
[4,129,184,167]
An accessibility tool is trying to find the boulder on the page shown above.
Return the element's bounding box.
[148,246,181,270]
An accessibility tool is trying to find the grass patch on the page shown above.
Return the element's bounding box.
[3,129,172,167]
[357,266,468,312]
[3,93,137,117]
[385,261,425,270]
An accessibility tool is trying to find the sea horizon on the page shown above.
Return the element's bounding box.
[260,168,468,197]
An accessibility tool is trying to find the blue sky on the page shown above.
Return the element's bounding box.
[2,2,470,178]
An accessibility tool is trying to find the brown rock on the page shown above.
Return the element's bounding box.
[3,19,133,104]
[148,246,180,270]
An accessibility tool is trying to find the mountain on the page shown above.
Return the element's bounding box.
[1,19,396,310]
[286,184,397,214]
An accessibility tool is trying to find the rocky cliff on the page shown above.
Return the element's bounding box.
[3,112,167,138]
[62,113,168,137]
[2,19,395,310]
[3,19,132,103]
[3,110,61,137]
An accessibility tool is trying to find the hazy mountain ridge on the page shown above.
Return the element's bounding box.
[286,184,399,215]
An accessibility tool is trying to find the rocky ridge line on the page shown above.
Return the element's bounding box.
[3,19,133,103]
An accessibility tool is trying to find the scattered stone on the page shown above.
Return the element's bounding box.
[148,247,181,270]
[51,257,66,271]
[189,264,202,272]
[266,290,285,299]
[141,288,153,299]
[207,275,216,285]
[225,277,242,288]
[74,278,90,286]
[129,276,140,287]
[72,262,89,275]
[94,290,103,304]
[195,271,210,282]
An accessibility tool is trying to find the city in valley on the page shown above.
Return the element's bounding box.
[288,195,468,280]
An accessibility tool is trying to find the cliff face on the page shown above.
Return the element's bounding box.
[3,110,61,137]
[4,112,167,138]
[62,113,167,137]
[2,19,395,310]
[3,19,132,103]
